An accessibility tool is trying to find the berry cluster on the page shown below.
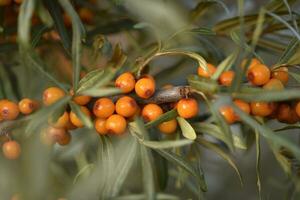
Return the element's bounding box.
[198,58,300,124]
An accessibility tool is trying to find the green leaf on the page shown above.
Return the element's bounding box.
[142,139,193,149]
[177,117,197,140]
[73,164,94,184]
[145,109,178,129]
[189,27,216,36]
[155,149,207,192]
[196,136,243,186]
[255,131,262,199]
[277,37,299,65]
[111,193,179,200]
[289,72,300,84]
[273,124,300,132]
[187,74,219,94]
[211,50,239,80]
[251,8,265,48]
[80,87,122,97]
[59,0,86,91]
[69,101,93,128]
[232,104,300,160]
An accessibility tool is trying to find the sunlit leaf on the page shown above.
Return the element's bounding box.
[177,117,197,140]
[80,87,121,97]
[145,109,178,129]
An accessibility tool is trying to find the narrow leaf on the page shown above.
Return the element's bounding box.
[69,101,93,128]
[177,117,197,140]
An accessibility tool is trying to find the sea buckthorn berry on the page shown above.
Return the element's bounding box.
[57,132,71,146]
[2,140,21,160]
[241,58,261,69]
[218,70,235,86]
[46,126,67,144]
[49,111,69,129]
[93,98,115,118]
[115,72,136,93]
[233,99,250,120]
[296,101,300,118]
[0,0,12,6]
[177,98,198,119]
[263,78,284,90]
[158,119,177,134]
[43,87,65,106]
[65,120,77,130]
[73,95,91,106]
[105,114,127,135]
[128,106,141,122]
[0,100,19,120]
[18,98,38,115]
[70,106,91,128]
[277,104,299,124]
[116,96,138,118]
[141,104,163,122]
[219,106,236,124]
[94,118,108,135]
[78,8,94,24]
[271,67,289,85]
[250,102,274,117]
[14,0,22,4]
[135,76,156,99]
[247,64,270,86]
[197,63,216,78]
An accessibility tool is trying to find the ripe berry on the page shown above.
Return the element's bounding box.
[141,104,163,121]
[70,106,91,128]
[197,63,216,78]
[241,58,261,69]
[295,101,300,118]
[263,78,284,90]
[277,103,299,124]
[177,98,198,119]
[116,96,138,118]
[78,8,94,24]
[43,87,65,106]
[271,67,289,85]
[93,98,115,118]
[49,111,69,129]
[233,99,250,120]
[115,72,136,93]
[94,118,108,135]
[135,76,156,99]
[73,95,91,106]
[219,106,236,124]
[218,70,235,86]
[57,132,71,146]
[46,126,68,144]
[0,100,19,120]
[18,98,38,115]
[250,102,274,117]
[14,0,22,4]
[0,0,12,6]
[247,64,270,86]
[158,119,177,134]
[2,140,21,160]
[105,114,127,135]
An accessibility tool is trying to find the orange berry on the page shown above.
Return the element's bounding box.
[46,126,67,144]
[197,63,216,78]
[93,98,115,118]
[94,118,108,135]
[0,0,12,6]
[115,72,136,93]
[105,114,127,135]
[219,105,236,124]
[271,67,289,85]
[2,140,21,160]
[63,13,72,27]
[250,102,274,117]
[0,100,19,120]
[43,87,65,106]
[78,7,94,24]
[263,78,284,90]
[57,132,71,146]
[295,101,300,118]
[241,58,261,69]
[135,76,156,99]
[116,96,138,118]
[14,0,22,4]
[49,111,70,129]
[177,98,198,119]
[277,104,299,124]
[141,104,163,122]
[73,95,91,106]
[69,106,91,128]
[218,71,235,86]
[247,64,270,86]
[18,98,38,115]
[233,99,250,120]
[65,120,77,130]
[158,119,177,134]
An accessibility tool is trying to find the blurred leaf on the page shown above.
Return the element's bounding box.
[269,142,292,176]
[155,149,207,192]
[143,139,193,149]
[80,87,121,97]
[59,0,86,91]
[211,50,239,80]
[196,136,243,186]
[273,124,300,132]
[190,1,229,21]
[188,74,219,94]
[265,0,296,12]
[255,131,262,199]
[232,104,300,160]
[289,72,300,84]
[31,25,48,47]
[44,0,71,51]
[69,101,93,128]
[145,109,178,129]
[112,193,179,200]
[152,150,168,191]
[177,117,197,140]
[189,27,216,36]
[251,9,265,48]
[73,164,94,184]
[277,37,299,65]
